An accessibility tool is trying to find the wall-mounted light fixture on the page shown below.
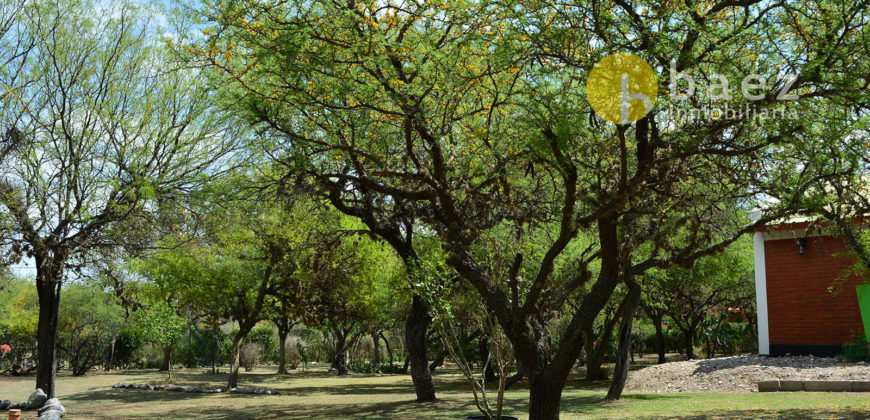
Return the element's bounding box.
[796,237,807,255]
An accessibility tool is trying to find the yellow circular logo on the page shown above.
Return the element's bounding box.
[587,53,658,125]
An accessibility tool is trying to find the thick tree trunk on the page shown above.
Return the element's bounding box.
[227,328,249,389]
[651,313,666,364]
[329,327,350,375]
[405,295,436,402]
[159,346,172,372]
[607,276,641,400]
[528,371,566,420]
[683,328,696,360]
[277,328,289,374]
[584,335,605,381]
[35,276,62,398]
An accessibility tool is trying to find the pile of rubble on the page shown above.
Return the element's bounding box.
[625,355,870,393]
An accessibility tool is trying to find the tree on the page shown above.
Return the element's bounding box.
[0,0,237,397]
[56,284,124,376]
[644,241,753,359]
[195,0,869,417]
[133,300,186,377]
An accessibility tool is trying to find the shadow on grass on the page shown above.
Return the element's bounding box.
[640,409,870,419]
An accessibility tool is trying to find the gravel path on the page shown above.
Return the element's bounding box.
[625,355,870,393]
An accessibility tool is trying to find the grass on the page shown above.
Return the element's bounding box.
[1,361,870,419]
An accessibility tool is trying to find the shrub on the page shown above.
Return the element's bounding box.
[841,332,869,362]
[286,336,302,370]
[248,326,278,363]
[111,329,144,369]
[240,344,262,371]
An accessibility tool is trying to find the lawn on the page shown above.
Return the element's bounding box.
[2,364,870,419]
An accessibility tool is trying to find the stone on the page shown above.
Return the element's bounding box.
[0,399,10,410]
[37,408,64,418]
[27,388,48,408]
[8,402,27,410]
[804,381,852,392]
[184,387,201,393]
[167,384,185,392]
[778,380,804,391]
[143,384,152,390]
[39,398,65,416]
[37,414,62,420]
[112,383,123,389]
[757,381,780,392]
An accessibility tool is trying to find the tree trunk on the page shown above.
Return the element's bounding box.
[159,346,172,372]
[35,276,62,398]
[380,332,394,365]
[405,295,436,402]
[607,276,641,400]
[371,328,381,365]
[105,327,119,371]
[651,313,666,364]
[277,327,289,374]
[227,328,249,389]
[528,371,566,420]
[683,327,696,360]
[504,364,525,389]
[584,335,605,381]
[428,352,445,373]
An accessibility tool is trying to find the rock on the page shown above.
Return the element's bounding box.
[184,387,202,393]
[37,414,62,420]
[39,398,65,416]
[153,385,163,390]
[112,383,123,389]
[8,402,27,410]
[37,408,64,418]
[167,384,185,392]
[0,399,10,410]
[27,388,48,409]
[143,384,152,390]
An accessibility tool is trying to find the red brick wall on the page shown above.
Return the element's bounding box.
[765,236,864,345]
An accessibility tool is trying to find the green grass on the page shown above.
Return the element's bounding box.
[1,364,870,419]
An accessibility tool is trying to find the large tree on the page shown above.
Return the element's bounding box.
[0,0,237,396]
[195,0,868,418]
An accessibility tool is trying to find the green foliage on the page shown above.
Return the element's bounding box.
[0,276,37,371]
[346,360,405,374]
[247,326,278,363]
[57,284,125,375]
[133,301,186,351]
[111,329,144,369]
[840,332,870,362]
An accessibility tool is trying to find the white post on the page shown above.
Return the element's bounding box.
[753,232,770,355]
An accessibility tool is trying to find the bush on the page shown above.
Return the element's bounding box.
[177,327,227,369]
[57,284,124,375]
[841,332,869,362]
[286,336,302,370]
[248,326,278,363]
[347,360,406,374]
[240,344,262,371]
[111,329,144,369]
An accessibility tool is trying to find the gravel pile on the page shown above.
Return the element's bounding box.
[625,355,870,393]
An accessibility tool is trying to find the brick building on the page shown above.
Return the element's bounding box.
[754,221,864,356]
